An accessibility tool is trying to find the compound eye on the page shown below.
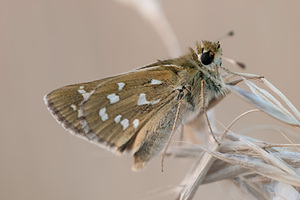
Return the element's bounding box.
[200,51,214,65]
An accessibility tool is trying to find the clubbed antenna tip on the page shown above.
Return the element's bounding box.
[228,31,234,37]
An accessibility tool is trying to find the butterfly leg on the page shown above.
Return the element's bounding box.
[201,80,220,144]
[161,100,182,172]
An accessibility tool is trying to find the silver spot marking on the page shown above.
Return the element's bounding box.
[77,88,92,101]
[120,118,129,130]
[151,79,162,85]
[80,120,89,133]
[137,93,161,106]
[151,98,161,104]
[83,126,89,134]
[99,107,108,121]
[118,82,125,91]
[71,104,77,111]
[114,115,122,123]
[133,119,139,130]
[80,120,87,127]
[78,109,84,118]
[87,132,97,140]
[107,93,120,104]
[137,93,150,105]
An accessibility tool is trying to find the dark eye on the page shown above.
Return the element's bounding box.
[200,51,214,65]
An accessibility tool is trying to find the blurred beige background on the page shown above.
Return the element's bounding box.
[1,0,300,199]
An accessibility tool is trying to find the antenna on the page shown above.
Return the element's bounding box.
[215,31,246,69]
[216,30,235,41]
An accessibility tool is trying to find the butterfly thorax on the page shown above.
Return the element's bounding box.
[150,41,227,114]
[182,68,226,110]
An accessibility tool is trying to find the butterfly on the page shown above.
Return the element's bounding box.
[44,40,227,170]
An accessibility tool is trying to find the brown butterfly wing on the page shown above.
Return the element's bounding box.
[45,65,182,155]
[45,78,110,137]
[81,67,180,153]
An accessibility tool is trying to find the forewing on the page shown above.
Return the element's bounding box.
[44,66,181,154]
[45,78,111,136]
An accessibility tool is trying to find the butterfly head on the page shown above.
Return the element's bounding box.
[196,41,223,71]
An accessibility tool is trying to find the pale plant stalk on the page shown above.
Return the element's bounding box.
[170,74,300,200]
[114,0,181,57]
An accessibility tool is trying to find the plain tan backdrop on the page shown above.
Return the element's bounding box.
[1,0,300,199]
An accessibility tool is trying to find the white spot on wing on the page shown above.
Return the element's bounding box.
[137,93,149,105]
[71,104,77,110]
[137,93,161,106]
[114,115,122,123]
[78,109,84,118]
[120,119,129,130]
[99,107,108,121]
[102,114,108,121]
[133,119,139,130]
[107,93,120,104]
[118,82,125,91]
[151,79,162,85]
[83,126,89,134]
[151,98,161,104]
[78,87,92,101]
[80,120,87,127]
[80,120,89,133]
